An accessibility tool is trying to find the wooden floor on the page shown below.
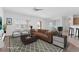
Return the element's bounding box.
[64,43,79,52]
[63,30,79,52]
[0,36,10,52]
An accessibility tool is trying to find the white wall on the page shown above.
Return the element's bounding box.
[0,8,3,17]
[4,11,47,36]
[4,9,69,36]
[62,16,73,30]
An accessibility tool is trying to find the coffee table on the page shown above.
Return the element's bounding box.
[20,34,37,45]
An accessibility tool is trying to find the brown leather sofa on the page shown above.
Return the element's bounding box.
[32,29,53,43]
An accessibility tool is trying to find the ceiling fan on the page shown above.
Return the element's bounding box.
[33,7,43,11]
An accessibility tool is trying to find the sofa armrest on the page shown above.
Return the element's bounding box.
[45,32,53,43]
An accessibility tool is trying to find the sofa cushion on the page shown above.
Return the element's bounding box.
[33,32,47,37]
[38,29,48,34]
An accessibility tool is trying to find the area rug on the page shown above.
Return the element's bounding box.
[9,37,63,52]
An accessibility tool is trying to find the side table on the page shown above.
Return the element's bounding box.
[53,34,67,49]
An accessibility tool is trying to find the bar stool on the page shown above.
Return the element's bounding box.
[75,28,79,37]
[69,27,74,37]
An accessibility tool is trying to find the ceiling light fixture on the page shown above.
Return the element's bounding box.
[33,7,43,11]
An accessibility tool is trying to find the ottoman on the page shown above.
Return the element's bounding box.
[20,34,37,45]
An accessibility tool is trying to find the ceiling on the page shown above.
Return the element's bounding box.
[3,7,79,19]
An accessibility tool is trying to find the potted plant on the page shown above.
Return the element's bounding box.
[3,24,7,33]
